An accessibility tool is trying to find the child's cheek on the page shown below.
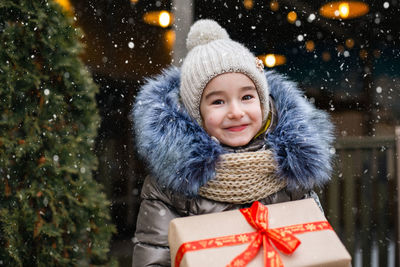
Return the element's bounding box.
[206,116,217,128]
[205,116,220,135]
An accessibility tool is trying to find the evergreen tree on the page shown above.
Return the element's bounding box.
[0,0,116,266]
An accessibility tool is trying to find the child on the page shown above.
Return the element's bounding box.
[131,19,334,266]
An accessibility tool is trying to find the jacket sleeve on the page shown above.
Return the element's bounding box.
[132,177,182,267]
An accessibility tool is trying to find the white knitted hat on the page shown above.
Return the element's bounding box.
[180,19,269,126]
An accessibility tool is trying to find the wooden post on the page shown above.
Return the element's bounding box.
[395,126,400,266]
[172,0,193,66]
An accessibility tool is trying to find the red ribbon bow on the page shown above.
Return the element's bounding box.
[227,201,301,267]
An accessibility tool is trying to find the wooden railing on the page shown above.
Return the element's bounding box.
[319,128,400,267]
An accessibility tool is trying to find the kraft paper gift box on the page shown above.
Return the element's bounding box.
[168,198,351,267]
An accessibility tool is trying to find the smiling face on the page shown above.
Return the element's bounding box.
[200,72,263,147]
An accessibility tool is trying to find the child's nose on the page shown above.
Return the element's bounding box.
[227,103,244,119]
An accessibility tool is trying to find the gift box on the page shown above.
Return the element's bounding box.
[168,198,351,267]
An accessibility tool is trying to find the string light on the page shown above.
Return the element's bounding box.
[345,38,355,49]
[287,11,297,23]
[259,54,286,68]
[265,54,276,67]
[337,45,345,53]
[305,40,315,52]
[159,11,171,28]
[359,49,368,60]
[320,1,369,20]
[338,2,350,18]
[270,0,279,11]
[143,11,174,28]
[322,51,331,62]
[244,0,254,10]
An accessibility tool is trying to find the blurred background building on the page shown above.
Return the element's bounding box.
[57,0,399,266]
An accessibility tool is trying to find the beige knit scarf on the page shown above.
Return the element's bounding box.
[198,149,287,204]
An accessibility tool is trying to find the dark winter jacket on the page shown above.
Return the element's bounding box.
[130,67,334,267]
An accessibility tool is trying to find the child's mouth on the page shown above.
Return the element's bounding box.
[226,125,247,132]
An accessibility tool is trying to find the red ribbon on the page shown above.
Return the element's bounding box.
[228,201,300,267]
[175,201,333,267]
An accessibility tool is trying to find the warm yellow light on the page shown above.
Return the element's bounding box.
[130,0,139,3]
[244,0,254,10]
[265,54,276,67]
[287,11,297,23]
[143,11,174,28]
[165,29,176,50]
[54,0,72,12]
[338,2,350,18]
[319,1,369,20]
[260,54,286,67]
[159,11,171,27]
[305,40,315,52]
[359,49,368,60]
[270,0,279,11]
[345,38,355,48]
[322,51,331,61]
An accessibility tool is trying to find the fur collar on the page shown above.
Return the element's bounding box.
[131,67,334,197]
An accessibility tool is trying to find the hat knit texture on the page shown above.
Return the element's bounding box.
[180,19,270,126]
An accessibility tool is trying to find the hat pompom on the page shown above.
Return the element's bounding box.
[186,19,229,51]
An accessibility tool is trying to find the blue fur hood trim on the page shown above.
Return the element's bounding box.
[131,67,334,197]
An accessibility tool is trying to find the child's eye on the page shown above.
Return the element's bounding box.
[212,99,224,105]
[242,95,254,101]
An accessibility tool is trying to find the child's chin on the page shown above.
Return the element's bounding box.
[222,138,251,147]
